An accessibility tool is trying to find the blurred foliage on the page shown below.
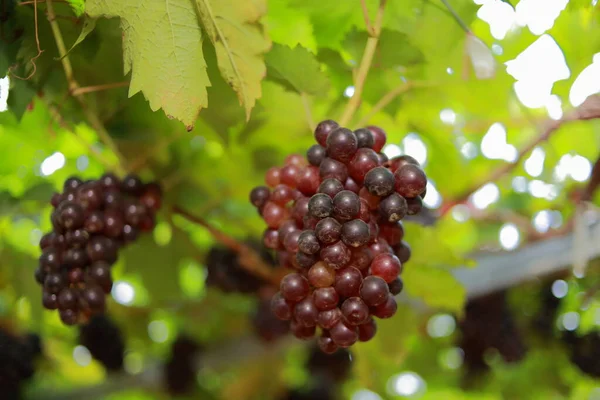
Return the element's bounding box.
[0,0,600,399]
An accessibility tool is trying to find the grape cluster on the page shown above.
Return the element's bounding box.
[79,315,125,371]
[0,329,42,400]
[250,120,425,353]
[36,174,162,326]
[252,287,290,342]
[164,335,203,395]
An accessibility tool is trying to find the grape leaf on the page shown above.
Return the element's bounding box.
[57,17,97,61]
[403,265,466,313]
[66,0,85,16]
[194,0,270,120]
[86,0,210,128]
[265,44,329,95]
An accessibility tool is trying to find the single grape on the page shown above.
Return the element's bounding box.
[63,176,83,192]
[263,229,280,249]
[59,309,79,325]
[334,266,363,298]
[68,268,84,285]
[290,320,316,340]
[124,202,148,226]
[250,186,271,208]
[332,190,360,221]
[359,187,380,210]
[278,220,299,244]
[51,193,63,208]
[314,120,339,147]
[307,144,327,166]
[298,230,320,254]
[318,178,344,199]
[280,273,310,302]
[303,215,319,230]
[341,297,370,325]
[388,277,404,295]
[313,287,339,311]
[99,172,120,189]
[394,241,411,264]
[318,308,343,330]
[271,292,292,320]
[77,183,103,211]
[64,248,89,269]
[59,203,85,230]
[121,174,144,195]
[389,155,419,173]
[371,295,397,319]
[138,213,155,232]
[341,219,370,248]
[406,196,423,215]
[87,236,118,264]
[292,197,310,225]
[354,128,375,149]
[42,291,58,310]
[348,247,373,271]
[39,232,55,250]
[319,158,348,182]
[283,230,302,253]
[285,154,307,167]
[315,217,342,244]
[87,262,113,292]
[83,285,106,312]
[308,262,336,288]
[296,166,321,196]
[296,251,318,269]
[122,224,138,244]
[280,165,300,188]
[379,193,408,223]
[103,209,125,238]
[265,167,281,187]
[348,148,379,184]
[357,318,377,342]
[379,222,404,246]
[364,166,394,197]
[377,152,389,165]
[66,229,90,248]
[320,241,351,269]
[103,190,123,210]
[140,183,162,211]
[370,239,392,258]
[58,288,78,310]
[370,253,401,283]
[44,273,65,294]
[262,202,289,229]
[34,267,46,284]
[366,126,387,153]
[326,128,357,163]
[308,193,333,218]
[344,177,360,194]
[39,247,61,271]
[294,296,319,327]
[318,334,339,355]
[394,164,427,198]
[360,276,389,307]
[330,321,358,348]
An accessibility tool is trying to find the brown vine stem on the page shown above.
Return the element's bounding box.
[355,81,417,127]
[338,0,387,126]
[439,95,600,217]
[8,0,43,80]
[70,81,130,96]
[173,205,280,286]
[360,0,375,36]
[300,92,316,132]
[45,0,128,176]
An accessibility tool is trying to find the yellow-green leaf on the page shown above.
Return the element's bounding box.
[265,44,329,95]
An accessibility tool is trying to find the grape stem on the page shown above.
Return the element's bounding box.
[172,205,281,286]
[338,0,387,127]
[45,0,128,176]
[439,95,600,217]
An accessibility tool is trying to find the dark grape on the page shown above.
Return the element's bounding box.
[389,155,419,173]
[354,128,375,148]
[296,251,318,269]
[341,219,370,248]
[367,126,387,153]
[39,233,55,250]
[318,178,344,199]
[271,292,293,320]
[263,202,289,228]
[303,215,319,230]
[315,120,339,147]
[82,285,106,312]
[341,297,370,325]
[87,262,113,292]
[330,321,358,348]
[121,174,143,195]
[298,230,320,254]
[283,230,302,253]
[140,183,162,211]
[103,209,125,238]
[99,173,120,189]
[124,202,147,226]
[315,217,342,244]
[370,253,401,283]
[59,309,79,325]
[344,177,360,193]
[326,128,357,163]
[64,248,89,269]
[358,318,377,342]
[348,148,379,184]
[77,184,103,211]
[377,152,389,165]
[394,241,411,264]
[307,144,327,166]
[318,334,339,355]
[87,236,118,264]
[371,295,397,319]
[360,276,389,307]
[364,167,394,197]
[122,224,138,244]
[290,320,316,340]
[348,247,373,271]
[370,239,392,257]
[42,291,58,309]
[319,158,348,182]
[294,297,319,327]
[65,229,89,248]
[103,190,123,209]
[59,203,85,230]
[314,287,339,311]
[379,193,407,223]
[308,193,333,218]
[263,229,280,249]
[250,186,271,208]
[388,277,404,295]
[308,262,335,288]
[379,222,404,246]
[318,308,343,330]
[44,273,65,294]
[292,197,310,225]
[406,196,423,215]
[320,241,351,269]
[34,267,46,284]
[39,247,61,271]
[51,192,63,208]
[280,273,310,302]
[68,268,85,285]
[64,176,83,192]
[58,288,78,310]
[332,190,360,221]
[394,164,427,198]
[334,267,362,298]
[278,220,299,243]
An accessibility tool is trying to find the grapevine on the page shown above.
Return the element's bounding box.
[250,120,426,353]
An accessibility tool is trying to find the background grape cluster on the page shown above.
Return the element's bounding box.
[0,328,42,400]
[35,174,162,326]
[250,120,427,353]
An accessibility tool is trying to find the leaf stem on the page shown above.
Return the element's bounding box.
[173,205,280,286]
[70,81,129,96]
[439,0,472,34]
[360,0,375,36]
[45,0,128,176]
[300,92,316,132]
[338,0,387,126]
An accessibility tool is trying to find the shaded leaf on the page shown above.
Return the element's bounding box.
[57,17,97,61]
[265,44,329,95]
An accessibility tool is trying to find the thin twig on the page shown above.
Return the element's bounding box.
[8,0,44,80]
[360,0,375,36]
[173,206,280,286]
[355,81,415,127]
[440,0,472,34]
[71,81,129,96]
[45,0,128,176]
[300,92,316,132]
[338,0,387,126]
[440,95,600,216]
[18,0,68,4]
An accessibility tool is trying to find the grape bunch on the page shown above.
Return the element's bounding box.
[79,315,125,371]
[0,329,42,400]
[164,335,203,395]
[250,120,426,353]
[36,174,162,326]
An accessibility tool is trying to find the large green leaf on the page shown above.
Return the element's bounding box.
[86,0,211,128]
[194,0,271,120]
[403,265,467,314]
[265,44,329,95]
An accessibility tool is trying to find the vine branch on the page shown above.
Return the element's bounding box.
[440,95,600,216]
[173,206,281,286]
[70,81,129,96]
[360,0,375,36]
[338,0,387,126]
[45,0,128,176]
